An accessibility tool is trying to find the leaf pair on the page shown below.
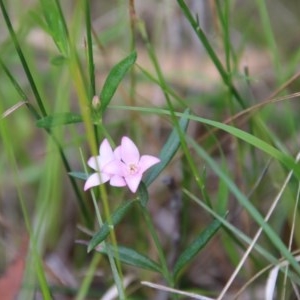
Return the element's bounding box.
[36,51,137,128]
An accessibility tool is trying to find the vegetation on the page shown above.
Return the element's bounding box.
[1,1,300,299]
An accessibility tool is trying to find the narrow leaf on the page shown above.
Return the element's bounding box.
[39,0,69,55]
[69,172,88,181]
[137,181,149,207]
[36,112,82,128]
[88,200,137,252]
[50,55,68,66]
[144,109,190,186]
[186,114,300,179]
[97,244,161,273]
[100,51,137,113]
[173,218,223,278]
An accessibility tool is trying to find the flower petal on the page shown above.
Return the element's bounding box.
[139,155,160,173]
[99,138,112,155]
[110,175,127,187]
[87,156,101,171]
[114,146,122,160]
[103,160,124,176]
[121,136,140,164]
[84,172,110,190]
[125,174,143,193]
[99,139,115,164]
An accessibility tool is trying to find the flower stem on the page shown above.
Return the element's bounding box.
[91,188,126,299]
[80,150,126,299]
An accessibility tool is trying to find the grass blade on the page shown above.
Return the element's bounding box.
[173,218,223,279]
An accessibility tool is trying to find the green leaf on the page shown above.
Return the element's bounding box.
[185,114,300,179]
[39,0,69,55]
[28,8,49,33]
[97,244,161,273]
[69,172,88,181]
[173,218,223,279]
[36,112,82,128]
[144,109,190,186]
[137,181,149,207]
[88,200,137,252]
[50,55,68,66]
[100,51,137,113]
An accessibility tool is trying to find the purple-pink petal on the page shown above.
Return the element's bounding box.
[125,174,143,193]
[87,156,101,171]
[84,172,110,190]
[103,160,124,177]
[85,136,160,193]
[110,175,127,187]
[120,136,140,164]
[139,155,160,173]
[99,139,112,155]
[114,146,122,160]
[99,139,115,163]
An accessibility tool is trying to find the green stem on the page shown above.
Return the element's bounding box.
[84,0,101,146]
[85,0,95,97]
[177,0,245,109]
[90,188,126,299]
[128,0,137,102]
[255,0,282,82]
[216,0,232,74]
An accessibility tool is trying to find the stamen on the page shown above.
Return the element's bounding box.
[128,163,139,175]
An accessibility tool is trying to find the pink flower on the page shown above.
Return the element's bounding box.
[104,136,160,193]
[84,139,126,191]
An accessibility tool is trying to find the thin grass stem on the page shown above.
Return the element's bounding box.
[177,0,246,109]
[0,0,47,117]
